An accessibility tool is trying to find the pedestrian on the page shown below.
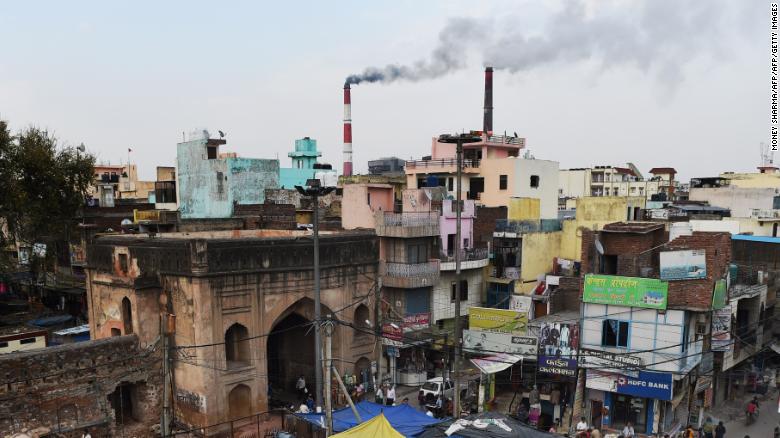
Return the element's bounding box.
[590,427,601,438]
[355,382,364,402]
[683,424,695,438]
[622,421,635,438]
[376,385,384,404]
[702,417,714,438]
[296,375,306,400]
[576,417,588,436]
[306,394,315,412]
[81,429,92,438]
[714,421,726,438]
[435,395,444,418]
[386,384,396,406]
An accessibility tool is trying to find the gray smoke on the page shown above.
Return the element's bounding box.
[345,0,751,88]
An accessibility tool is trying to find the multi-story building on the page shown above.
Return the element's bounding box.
[85,228,378,431]
[90,163,156,206]
[404,134,559,219]
[368,157,405,177]
[577,223,731,435]
[689,175,780,219]
[177,130,279,219]
[559,165,665,209]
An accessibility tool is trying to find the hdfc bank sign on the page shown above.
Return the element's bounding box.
[615,371,673,401]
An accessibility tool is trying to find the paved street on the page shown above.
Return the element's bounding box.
[723,397,780,438]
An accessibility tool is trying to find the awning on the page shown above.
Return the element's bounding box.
[470,353,522,374]
[487,277,513,284]
[770,342,780,355]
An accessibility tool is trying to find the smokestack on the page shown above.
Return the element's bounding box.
[483,67,493,136]
[343,84,353,176]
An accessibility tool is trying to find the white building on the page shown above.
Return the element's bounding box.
[559,165,665,206]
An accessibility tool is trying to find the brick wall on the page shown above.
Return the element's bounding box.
[665,232,731,310]
[474,206,507,247]
[551,276,582,313]
[0,335,160,437]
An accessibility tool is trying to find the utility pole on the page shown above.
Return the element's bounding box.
[296,180,335,413]
[324,317,334,435]
[438,133,481,418]
[160,313,175,437]
[374,278,384,403]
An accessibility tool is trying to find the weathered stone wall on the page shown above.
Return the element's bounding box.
[0,335,160,438]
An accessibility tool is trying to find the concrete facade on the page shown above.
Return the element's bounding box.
[689,185,778,218]
[431,269,483,323]
[279,137,336,189]
[341,184,395,230]
[85,229,379,431]
[177,135,279,219]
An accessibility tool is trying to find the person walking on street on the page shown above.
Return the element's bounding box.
[576,417,588,437]
[714,421,726,438]
[622,421,635,438]
[701,417,714,438]
[386,384,396,406]
[296,375,307,400]
[683,424,695,438]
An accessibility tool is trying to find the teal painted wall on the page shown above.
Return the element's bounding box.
[280,137,336,188]
[177,138,279,219]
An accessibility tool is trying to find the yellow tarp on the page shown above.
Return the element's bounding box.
[330,413,405,438]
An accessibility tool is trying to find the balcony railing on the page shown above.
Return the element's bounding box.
[381,260,440,288]
[405,158,481,170]
[486,134,524,146]
[494,219,563,234]
[439,247,489,263]
[375,212,439,238]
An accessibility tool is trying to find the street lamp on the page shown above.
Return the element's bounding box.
[437,133,481,418]
[295,179,335,414]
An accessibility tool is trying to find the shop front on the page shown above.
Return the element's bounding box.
[585,369,673,435]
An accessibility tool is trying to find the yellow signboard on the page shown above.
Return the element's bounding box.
[468,307,527,336]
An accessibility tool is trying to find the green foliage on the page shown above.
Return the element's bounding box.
[0,120,96,271]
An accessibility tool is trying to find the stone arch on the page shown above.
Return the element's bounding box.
[354,304,370,330]
[225,323,250,368]
[354,356,371,387]
[228,384,252,420]
[121,297,133,335]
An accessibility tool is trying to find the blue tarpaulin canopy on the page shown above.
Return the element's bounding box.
[296,401,442,437]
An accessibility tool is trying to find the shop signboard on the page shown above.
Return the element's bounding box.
[538,355,577,377]
[711,279,727,309]
[403,313,430,332]
[382,323,403,347]
[580,348,643,369]
[711,304,732,351]
[509,295,533,318]
[586,370,673,401]
[462,329,537,356]
[468,307,527,336]
[538,322,578,359]
[660,250,707,280]
[583,274,668,310]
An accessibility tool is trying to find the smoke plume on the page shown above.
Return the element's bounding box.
[345,0,752,88]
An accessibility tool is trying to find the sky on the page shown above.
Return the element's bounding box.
[0,0,768,182]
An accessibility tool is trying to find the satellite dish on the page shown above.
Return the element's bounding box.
[594,238,605,255]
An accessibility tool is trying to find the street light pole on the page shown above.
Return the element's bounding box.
[438,133,481,418]
[296,179,335,413]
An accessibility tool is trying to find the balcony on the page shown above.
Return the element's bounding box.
[439,248,489,271]
[404,158,481,173]
[381,260,440,288]
[375,212,439,238]
[493,219,562,237]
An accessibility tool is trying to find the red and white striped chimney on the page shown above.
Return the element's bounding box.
[343,84,353,177]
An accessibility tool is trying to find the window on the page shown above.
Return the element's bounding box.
[367,192,371,206]
[406,243,429,263]
[207,145,217,159]
[447,178,453,191]
[602,319,629,347]
[155,181,177,203]
[451,280,468,302]
[530,175,539,188]
[20,337,36,345]
[118,253,128,273]
[499,175,508,190]
[225,323,250,366]
[0,342,7,348]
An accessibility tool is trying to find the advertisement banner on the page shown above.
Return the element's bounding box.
[586,370,673,401]
[403,313,430,332]
[583,274,668,310]
[660,250,707,280]
[711,280,727,309]
[462,329,537,356]
[538,356,577,377]
[538,322,578,359]
[509,295,533,317]
[382,323,403,347]
[580,348,643,369]
[712,304,733,351]
[469,307,527,336]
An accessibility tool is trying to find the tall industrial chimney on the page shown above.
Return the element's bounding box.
[343,84,353,177]
[483,67,493,136]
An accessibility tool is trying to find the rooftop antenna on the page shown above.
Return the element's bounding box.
[760,142,775,167]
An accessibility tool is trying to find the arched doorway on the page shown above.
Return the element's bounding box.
[354,357,371,388]
[354,304,370,330]
[225,323,250,369]
[228,384,252,420]
[121,297,133,335]
[267,313,313,396]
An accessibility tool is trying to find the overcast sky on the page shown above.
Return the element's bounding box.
[0,0,767,182]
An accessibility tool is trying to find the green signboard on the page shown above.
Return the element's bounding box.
[711,279,727,309]
[583,274,668,309]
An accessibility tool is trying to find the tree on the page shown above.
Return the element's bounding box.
[0,120,96,273]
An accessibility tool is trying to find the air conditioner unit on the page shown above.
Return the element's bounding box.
[696,323,707,335]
